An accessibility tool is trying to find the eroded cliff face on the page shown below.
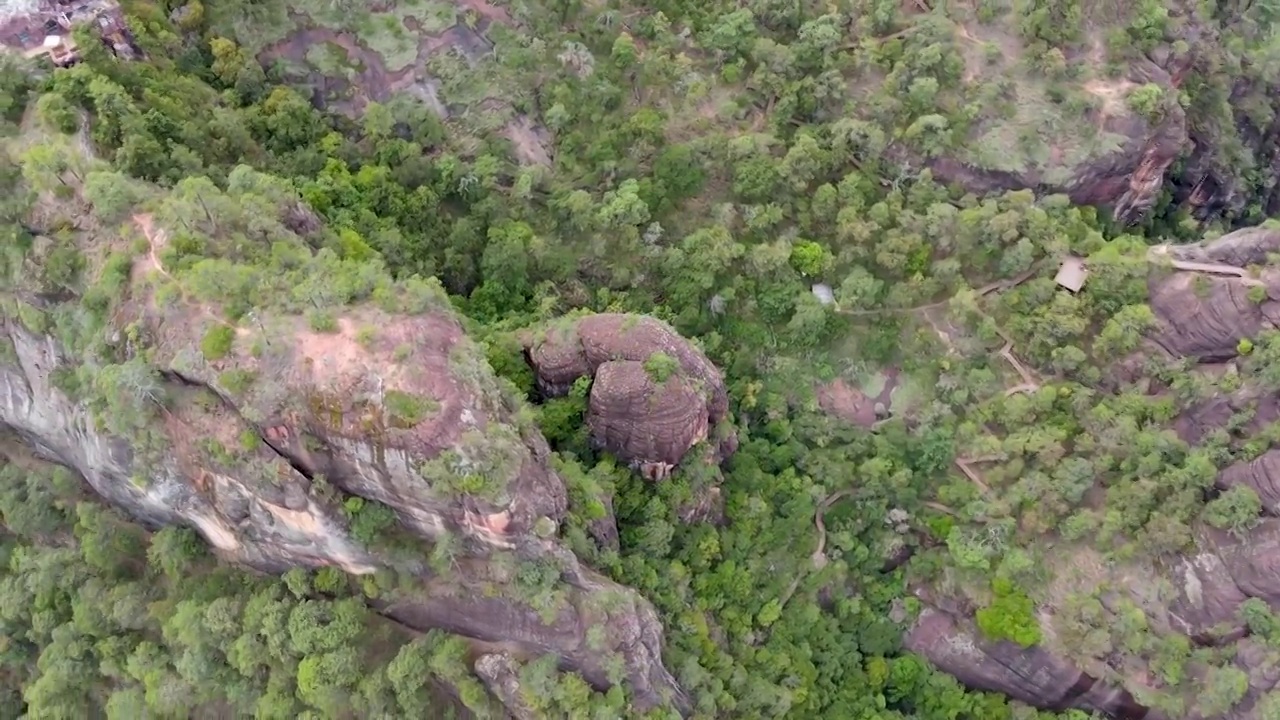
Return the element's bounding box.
[0,286,691,712]
[905,605,1159,720]
[0,319,375,574]
[0,314,688,712]
[920,53,1190,225]
[906,519,1280,720]
[912,3,1280,227]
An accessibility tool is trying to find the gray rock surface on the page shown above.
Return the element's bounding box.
[904,607,1162,719]
[0,316,688,715]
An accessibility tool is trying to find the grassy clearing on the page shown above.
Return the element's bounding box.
[889,374,927,416]
[306,41,361,80]
[357,13,420,72]
[291,0,461,73]
[953,17,1134,180]
[964,77,1129,178]
[394,0,457,34]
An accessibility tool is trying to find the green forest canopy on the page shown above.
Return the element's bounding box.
[3,0,1280,717]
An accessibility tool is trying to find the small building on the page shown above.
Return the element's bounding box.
[1,0,136,66]
[1054,256,1089,293]
[811,283,835,306]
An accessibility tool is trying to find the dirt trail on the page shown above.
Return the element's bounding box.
[1150,244,1267,286]
[131,213,172,284]
[777,488,854,609]
[131,214,242,335]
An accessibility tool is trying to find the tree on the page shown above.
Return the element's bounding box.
[975,578,1042,646]
[1204,486,1264,538]
[84,170,150,221]
[361,102,395,141]
[209,38,246,86]
[21,143,82,192]
[35,93,79,134]
[789,239,833,277]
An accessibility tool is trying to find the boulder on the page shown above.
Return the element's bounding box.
[1147,272,1280,360]
[525,314,737,476]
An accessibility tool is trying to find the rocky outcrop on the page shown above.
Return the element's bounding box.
[525,314,737,479]
[1174,382,1280,445]
[0,319,376,574]
[1144,225,1280,361]
[0,302,687,713]
[474,653,537,720]
[1147,271,1280,360]
[905,606,1159,719]
[1171,225,1280,268]
[910,51,1188,225]
[1218,450,1280,514]
[908,517,1280,719]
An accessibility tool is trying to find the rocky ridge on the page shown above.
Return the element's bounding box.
[0,169,736,715]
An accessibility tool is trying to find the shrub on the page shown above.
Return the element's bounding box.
[218,368,256,394]
[1127,83,1166,121]
[308,309,338,332]
[975,578,1042,646]
[347,498,397,546]
[200,325,235,360]
[383,390,437,428]
[643,352,680,382]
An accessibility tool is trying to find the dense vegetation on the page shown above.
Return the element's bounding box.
[5,0,1280,717]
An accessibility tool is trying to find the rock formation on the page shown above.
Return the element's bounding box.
[915,52,1190,225]
[1218,451,1280,515]
[524,313,737,479]
[474,653,537,720]
[0,186,692,715]
[906,517,1280,720]
[1145,227,1280,361]
[905,606,1159,719]
[1147,270,1280,361]
[0,311,690,713]
[902,7,1280,228]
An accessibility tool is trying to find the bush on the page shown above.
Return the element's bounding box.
[975,578,1042,646]
[218,368,256,394]
[643,352,680,382]
[35,93,78,134]
[1127,83,1166,121]
[200,325,235,360]
[308,309,338,332]
[383,390,437,428]
[346,498,397,546]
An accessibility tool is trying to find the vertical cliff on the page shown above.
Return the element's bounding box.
[0,165,694,714]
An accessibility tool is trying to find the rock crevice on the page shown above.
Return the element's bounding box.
[0,314,689,714]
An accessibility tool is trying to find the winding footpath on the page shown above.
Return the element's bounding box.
[131,214,242,334]
[1150,243,1267,286]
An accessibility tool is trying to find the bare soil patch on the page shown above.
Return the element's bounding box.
[816,367,901,428]
[295,316,397,390]
[504,114,552,166]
